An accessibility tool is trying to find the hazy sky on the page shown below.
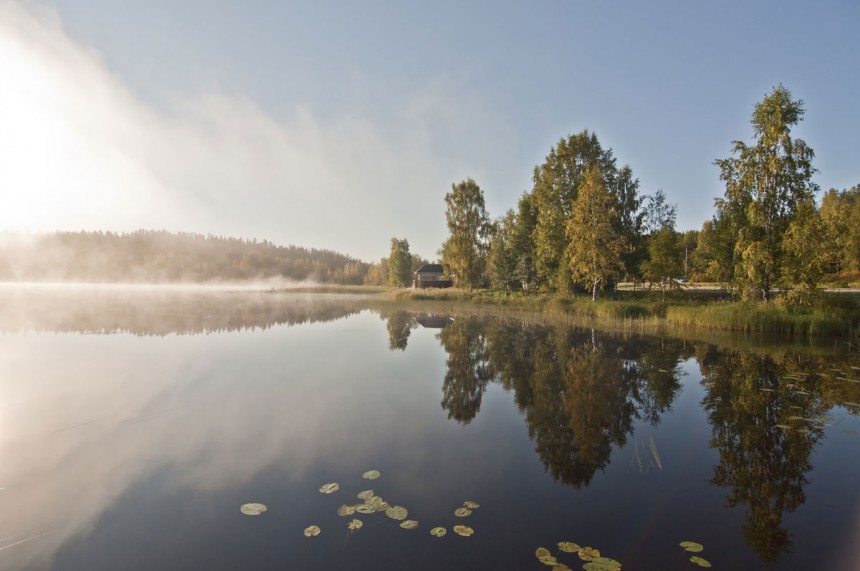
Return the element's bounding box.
[1,0,858,261]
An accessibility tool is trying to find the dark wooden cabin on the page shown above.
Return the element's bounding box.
[412,264,453,289]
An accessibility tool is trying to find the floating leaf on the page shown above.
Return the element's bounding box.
[584,557,622,571]
[347,519,363,531]
[357,490,374,500]
[336,505,355,517]
[536,547,557,566]
[239,503,268,516]
[679,541,704,553]
[578,547,601,561]
[354,505,375,515]
[385,505,408,520]
[552,565,572,571]
[463,500,480,509]
[558,541,581,553]
[374,501,391,512]
[689,555,712,567]
[400,520,419,530]
[303,525,321,537]
[430,527,447,537]
[454,507,472,517]
[319,483,340,494]
[366,495,384,508]
[362,470,381,480]
[453,525,474,537]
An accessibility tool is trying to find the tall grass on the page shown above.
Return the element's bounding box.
[386,288,855,337]
[664,302,850,336]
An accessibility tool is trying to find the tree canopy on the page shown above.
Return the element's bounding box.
[441,178,491,289]
[714,85,818,301]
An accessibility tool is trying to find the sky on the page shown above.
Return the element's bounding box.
[1,0,858,262]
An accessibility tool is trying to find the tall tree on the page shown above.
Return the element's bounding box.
[820,185,860,272]
[641,225,683,293]
[487,210,519,294]
[714,85,818,301]
[639,189,677,235]
[511,192,538,292]
[387,237,412,287]
[566,168,627,301]
[441,179,491,289]
[531,131,639,292]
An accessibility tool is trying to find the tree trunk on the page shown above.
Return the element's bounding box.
[592,278,598,301]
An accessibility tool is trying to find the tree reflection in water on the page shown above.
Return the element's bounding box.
[700,348,829,565]
[385,311,857,566]
[431,316,686,487]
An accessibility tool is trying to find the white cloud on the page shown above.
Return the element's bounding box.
[0,2,519,262]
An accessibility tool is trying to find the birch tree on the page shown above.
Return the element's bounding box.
[566,168,627,301]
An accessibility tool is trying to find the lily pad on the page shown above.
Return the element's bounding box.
[239,503,268,516]
[319,483,340,494]
[399,520,419,530]
[584,557,622,571]
[552,565,572,571]
[679,541,704,553]
[357,490,374,500]
[453,525,474,537]
[430,527,447,537]
[303,525,321,537]
[362,470,381,480]
[385,505,408,520]
[689,555,712,567]
[454,507,472,517]
[463,500,480,509]
[347,519,363,531]
[336,505,355,517]
[578,547,601,561]
[558,541,581,553]
[535,547,557,566]
[354,505,375,514]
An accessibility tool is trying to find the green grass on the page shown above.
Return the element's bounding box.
[383,287,857,338]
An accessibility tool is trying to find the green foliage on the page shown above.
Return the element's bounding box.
[530,131,640,291]
[440,179,491,289]
[487,210,519,294]
[387,237,412,287]
[820,185,860,272]
[641,226,683,290]
[714,85,819,301]
[566,168,627,300]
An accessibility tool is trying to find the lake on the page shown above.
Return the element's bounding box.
[0,287,858,570]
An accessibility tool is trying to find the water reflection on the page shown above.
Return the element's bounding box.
[0,285,364,335]
[700,349,834,565]
[432,317,687,487]
[0,287,857,569]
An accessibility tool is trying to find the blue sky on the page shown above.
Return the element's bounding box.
[1,0,857,261]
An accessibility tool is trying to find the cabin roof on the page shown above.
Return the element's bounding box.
[414,263,444,275]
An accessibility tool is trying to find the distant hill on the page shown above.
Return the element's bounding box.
[0,230,369,284]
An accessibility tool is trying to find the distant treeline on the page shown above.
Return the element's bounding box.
[0,230,369,284]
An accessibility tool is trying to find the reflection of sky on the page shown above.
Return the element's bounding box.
[1,293,858,569]
[0,311,436,568]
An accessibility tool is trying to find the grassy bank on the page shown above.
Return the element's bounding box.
[386,288,859,338]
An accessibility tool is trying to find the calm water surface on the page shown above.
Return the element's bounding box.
[0,288,858,570]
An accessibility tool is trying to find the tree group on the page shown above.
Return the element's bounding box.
[435,85,857,302]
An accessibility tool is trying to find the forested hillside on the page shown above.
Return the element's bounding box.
[0,230,369,284]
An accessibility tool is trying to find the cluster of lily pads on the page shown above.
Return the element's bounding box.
[293,469,480,540]
[240,472,715,568]
[679,541,712,567]
[534,542,621,571]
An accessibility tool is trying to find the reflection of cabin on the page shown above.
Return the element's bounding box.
[415,315,453,329]
[412,264,453,289]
